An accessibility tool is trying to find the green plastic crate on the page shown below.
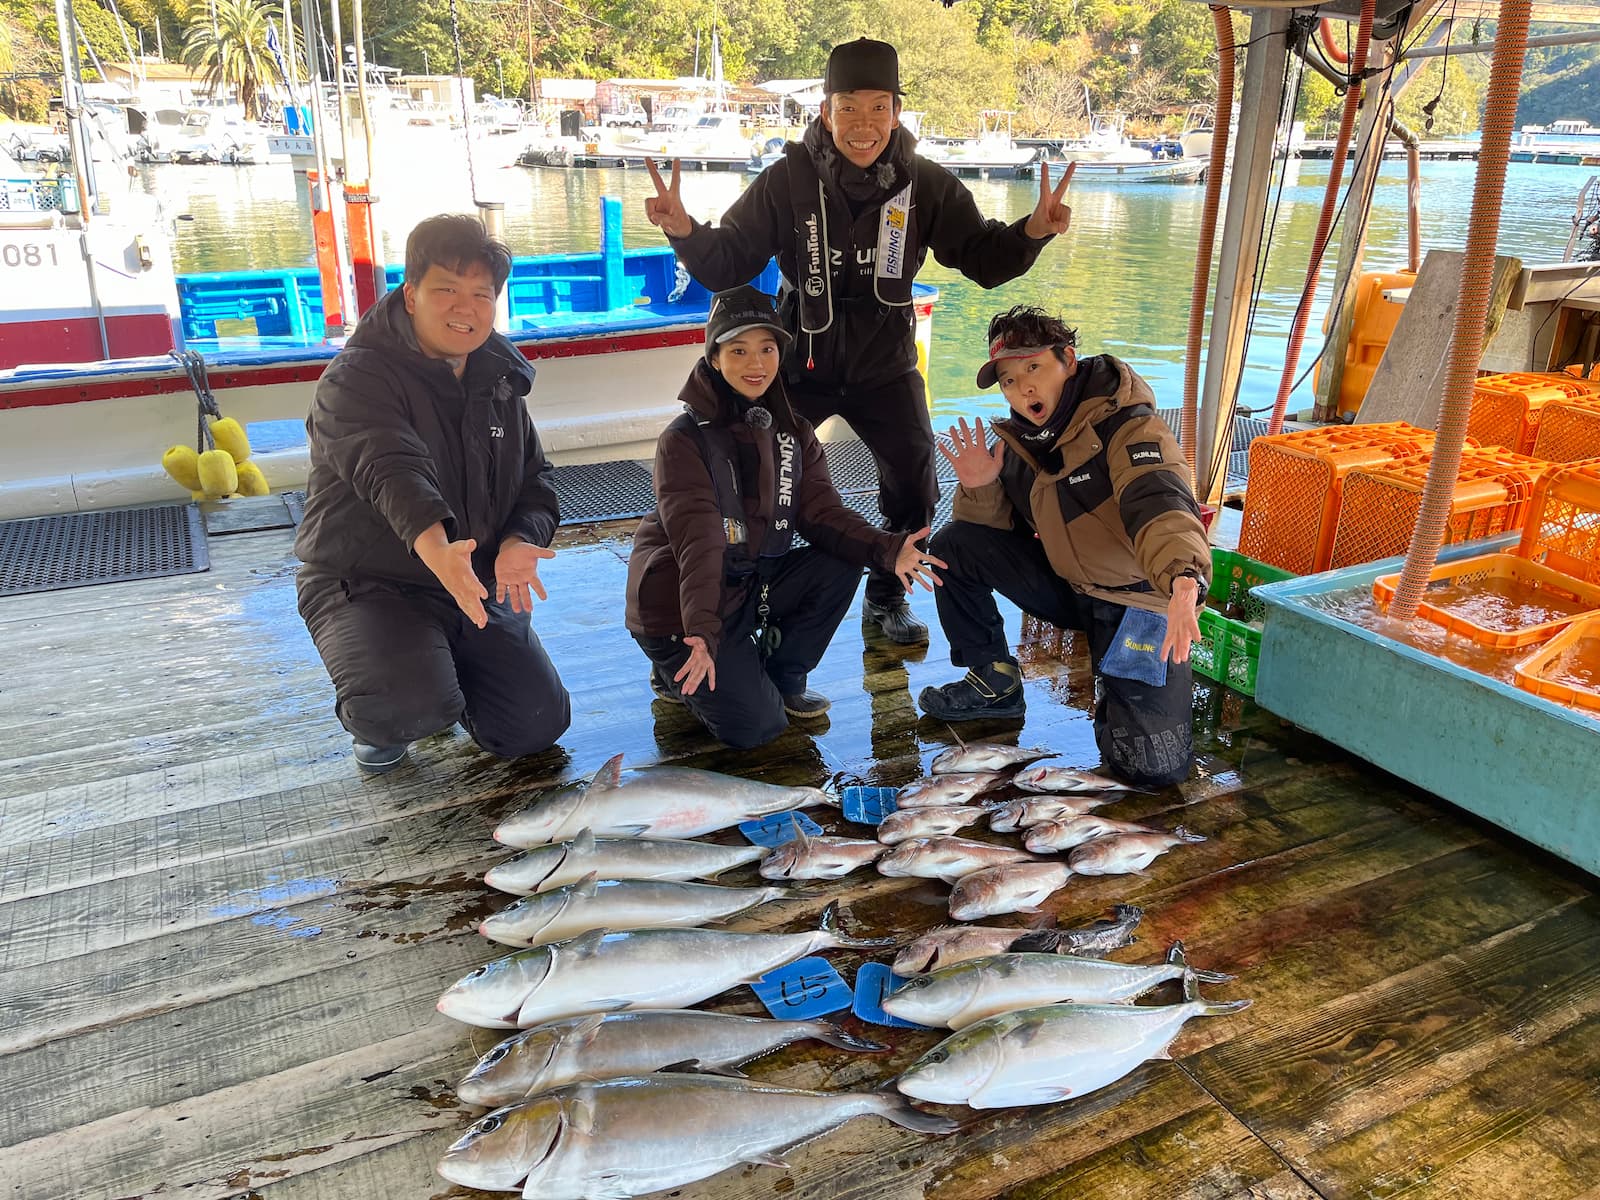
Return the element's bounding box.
[1192,549,1297,697]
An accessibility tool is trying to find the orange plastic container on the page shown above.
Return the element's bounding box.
[1372,553,1600,649]
[1519,459,1600,584]
[1514,614,1600,713]
[1465,372,1600,454]
[1318,269,1417,417]
[1329,448,1545,570]
[1530,397,1600,463]
[1238,422,1444,575]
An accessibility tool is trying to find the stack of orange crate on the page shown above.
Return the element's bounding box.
[1466,372,1600,454]
[1519,458,1600,584]
[1328,448,1547,570]
[1238,422,1445,575]
[1531,396,1600,463]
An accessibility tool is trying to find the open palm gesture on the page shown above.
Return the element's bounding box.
[1024,161,1076,239]
[939,418,1005,490]
[644,158,692,238]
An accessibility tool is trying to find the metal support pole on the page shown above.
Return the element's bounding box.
[478,200,511,330]
[1197,7,1292,506]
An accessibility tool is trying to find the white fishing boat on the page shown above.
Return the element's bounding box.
[920,111,1038,179]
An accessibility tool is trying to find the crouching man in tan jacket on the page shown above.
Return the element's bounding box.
[919,305,1211,788]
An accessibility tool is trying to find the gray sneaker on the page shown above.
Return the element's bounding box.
[353,741,410,774]
[782,689,831,719]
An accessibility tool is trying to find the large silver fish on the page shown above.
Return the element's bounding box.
[484,828,764,895]
[1068,827,1207,875]
[1022,814,1163,853]
[478,876,791,948]
[876,836,1043,885]
[948,862,1073,920]
[892,905,1143,975]
[896,980,1250,1109]
[895,772,1007,807]
[876,805,985,845]
[987,796,1108,833]
[880,942,1233,1028]
[1012,764,1136,794]
[455,1010,886,1108]
[438,1074,957,1197]
[437,902,893,1029]
[494,754,836,847]
[930,743,1057,774]
[758,830,884,880]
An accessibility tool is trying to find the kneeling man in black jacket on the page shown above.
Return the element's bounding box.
[294,215,571,774]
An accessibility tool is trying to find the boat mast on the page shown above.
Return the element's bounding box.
[53,0,97,218]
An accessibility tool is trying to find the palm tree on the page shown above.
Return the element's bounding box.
[181,0,285,121]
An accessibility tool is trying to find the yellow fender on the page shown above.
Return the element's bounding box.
[208,416,252,464]
[162,444,202,491]
[235,461,271,496]
[198,448,239,498]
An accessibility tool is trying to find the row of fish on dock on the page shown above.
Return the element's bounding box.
[431,743,1248,1197]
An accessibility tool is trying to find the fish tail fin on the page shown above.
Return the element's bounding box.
[872,1089,961,1134]
[1111,903,1144,923]
[1172,825,1207,843]
[1201,997,1252,1016]
[804,787,841,809]
[1007,929,1063,953]
[1192,967,1237,985]
[819,901,896,949]
[812,1021,888,1053]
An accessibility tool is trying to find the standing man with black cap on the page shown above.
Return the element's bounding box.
[643,37,1074,648]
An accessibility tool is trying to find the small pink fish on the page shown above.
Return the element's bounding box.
[1067,827,1207,876]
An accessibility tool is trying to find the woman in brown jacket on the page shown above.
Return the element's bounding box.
[625,287,943,748]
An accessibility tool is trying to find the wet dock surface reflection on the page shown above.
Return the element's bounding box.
[1,521,1596,1199]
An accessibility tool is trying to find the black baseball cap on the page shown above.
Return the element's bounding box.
[824,38,902,96]
[705,286,792,361]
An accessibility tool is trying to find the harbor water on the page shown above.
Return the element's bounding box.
[139,154,1584,424]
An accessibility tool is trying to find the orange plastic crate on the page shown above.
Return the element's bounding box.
[1238,422,1444,575]
[1329,449,1545,570]
[1514,614,1600,713]
[1372,552,1600,649]
[1466,372,1600,454]
[1517,460,1600,585]
[1530,397,1600,464]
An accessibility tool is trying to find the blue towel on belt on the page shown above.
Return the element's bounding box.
[1100,607,1169,687]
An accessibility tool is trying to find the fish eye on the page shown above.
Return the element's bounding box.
[468,966,488,979]
[907,976,934,989]
[484,1045,509,1064]
[477,1114,503,1134]
[926,1049,948,1064]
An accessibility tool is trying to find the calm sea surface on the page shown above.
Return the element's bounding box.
[138,151,1584,424]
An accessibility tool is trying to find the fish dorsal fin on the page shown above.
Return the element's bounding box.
[569,1013,607,1048]
[791,823,812,852]
[564,928,610,959]
[572,827,596,854]
[589,754,625,792]
[572,873,601,900]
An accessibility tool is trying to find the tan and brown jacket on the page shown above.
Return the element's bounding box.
[953,355,1210,614]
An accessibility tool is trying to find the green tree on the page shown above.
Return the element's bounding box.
[181,0,285,118]
[1141,0,1214,105]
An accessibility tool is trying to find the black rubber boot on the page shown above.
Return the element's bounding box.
[353,741,410,775]
[863,597,930,645]
[782,689,832,719]
[917,661,1025,721]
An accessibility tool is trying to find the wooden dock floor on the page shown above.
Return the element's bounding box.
[2,520,1597,1200]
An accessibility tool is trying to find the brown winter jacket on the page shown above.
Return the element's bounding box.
[626,361,906,658]
[953,355,1210,614]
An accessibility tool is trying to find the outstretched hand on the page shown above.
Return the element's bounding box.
[415,524,489,630]
[1024,161,1076,240]
[644,158,693,239]
[675,635,716,696]
[495,537,555,613]
[938,417,1006,490]
[893,526,947,593]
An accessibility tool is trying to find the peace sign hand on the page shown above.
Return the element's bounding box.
[644,157,693,239]
[1024,161,1076,240]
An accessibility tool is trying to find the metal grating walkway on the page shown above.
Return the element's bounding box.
[0,504,210,596]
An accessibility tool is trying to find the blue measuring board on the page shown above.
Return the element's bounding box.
[840,786,899,826]
[750,956,852,1019]
[852,961,934,1029]
[738,811,824,847]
